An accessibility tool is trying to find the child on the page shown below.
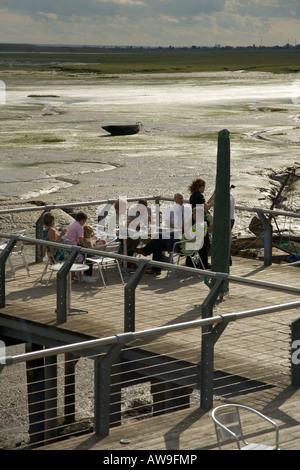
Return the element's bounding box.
[83,225,107,249]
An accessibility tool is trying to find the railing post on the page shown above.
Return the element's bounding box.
[94,333,134,437]
[64,353,79,425]
[44,354,58,442]
[26,343,46,446]
[291,318,300,385]
[56,247,81,325]
[201,274,229,409]
[0,236,17,308]
[255,209,273,266]
[124,259,149,332]
[155,197,162,232]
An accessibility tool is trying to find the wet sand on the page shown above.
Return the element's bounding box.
[0,71,299,236]
[0,70,299,449]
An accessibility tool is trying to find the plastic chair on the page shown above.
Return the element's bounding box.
[169,222,206,270]
[86,242,124,287]
[0,230,30,279]
[210,404,279,450]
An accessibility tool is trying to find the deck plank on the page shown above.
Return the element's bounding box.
[1,255,300,450]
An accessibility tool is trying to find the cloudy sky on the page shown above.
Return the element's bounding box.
[0,0,299,48]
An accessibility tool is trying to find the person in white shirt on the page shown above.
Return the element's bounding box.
[163,193,193,239]
[136,193,193,275]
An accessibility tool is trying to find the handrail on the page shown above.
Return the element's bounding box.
[1,197,299,267]
[235,204,300,219]
[0,196,170,216]
[1,230,300,442]
[0,197,299,218]
[5,300,300,365]
[1,232,300,295]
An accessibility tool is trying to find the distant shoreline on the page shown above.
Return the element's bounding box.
[0,43,300,74]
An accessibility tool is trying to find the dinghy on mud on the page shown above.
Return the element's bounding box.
[102,123,141,136]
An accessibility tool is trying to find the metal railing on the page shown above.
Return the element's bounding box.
[0,232,300,447]
[0,198,300,449]
[1,297,300,449]
[234,204,300,266]
[1,233,300,326]
[0,195,299,266]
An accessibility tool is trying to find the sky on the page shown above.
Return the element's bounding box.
[0,0,299,48]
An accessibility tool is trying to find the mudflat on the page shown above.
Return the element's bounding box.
[0,67,299,238]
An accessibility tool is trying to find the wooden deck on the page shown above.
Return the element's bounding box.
[41,386,300,450]
[1,254,300,450]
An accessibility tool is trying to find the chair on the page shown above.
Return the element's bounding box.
[0,230,30,279]
[169,222,207,270]
[36,246,56,286]
[86,241,124,287]
[210,404,279,450]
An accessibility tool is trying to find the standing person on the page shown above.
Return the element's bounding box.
[230,185,236,266]
[188,178,215,269]
[230,184,236,230]
[188,178,215,219]
[66,211,96,283]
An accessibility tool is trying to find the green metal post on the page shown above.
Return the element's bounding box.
[211,129,231,294]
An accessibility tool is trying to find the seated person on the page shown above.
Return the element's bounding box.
[41,212,69,262]
[136,193,193,275]
[128,199,151,230]
[163,192,192,239]
[83,224,107,250]
[65,211,87,246]
[127,199,152,257]
[66,211,96,283]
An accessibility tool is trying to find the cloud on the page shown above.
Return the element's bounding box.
[0,0,299,46]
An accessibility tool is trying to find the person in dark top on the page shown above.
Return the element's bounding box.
[188,178,215,269]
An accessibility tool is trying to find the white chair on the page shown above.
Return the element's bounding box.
[0,230,30,279]
[86,242,124,287]
[210,404,279,450]
[169,222,207,270]
[36,246,56,286]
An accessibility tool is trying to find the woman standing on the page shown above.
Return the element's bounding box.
[188,178,215,269]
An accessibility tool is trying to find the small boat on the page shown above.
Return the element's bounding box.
[102,123,141,136]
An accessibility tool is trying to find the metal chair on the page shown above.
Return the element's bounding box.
[210,404,279,450]
[169,222,207,270]
[0,230,30,279]
[36,246,56,286]
[86,241,124,287]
